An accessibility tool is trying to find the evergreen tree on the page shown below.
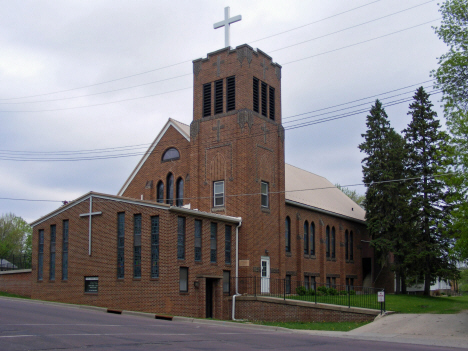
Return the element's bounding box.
[359,100,412,293]
[403,87,457,295]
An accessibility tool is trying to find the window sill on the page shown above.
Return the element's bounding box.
[179,291,189,295]
[133,278,141,281]
[346,260,355,264]
[285,252,292,257]
[84,292,98,295]
[261,208,270,214]
[326,258,337,262]
[304,254,317,259]
[212,207,225,213]
[61,280,68,283]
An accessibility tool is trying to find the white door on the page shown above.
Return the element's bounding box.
[260,256,270,294]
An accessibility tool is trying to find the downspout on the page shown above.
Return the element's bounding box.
[232,218,242,321]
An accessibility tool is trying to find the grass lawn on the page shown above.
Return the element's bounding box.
[0,291,30,299]
[251,320,371,331]
[385,294,468,314]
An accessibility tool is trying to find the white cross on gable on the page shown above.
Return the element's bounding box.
[213,7,242,48]
[80,196,102,256]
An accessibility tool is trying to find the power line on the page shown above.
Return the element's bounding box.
[0,171,455,203]
[1,20,439,114]
[0,88,442,161]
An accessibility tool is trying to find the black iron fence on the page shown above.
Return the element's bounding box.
[231,276,385,311]
[0,254,32,271]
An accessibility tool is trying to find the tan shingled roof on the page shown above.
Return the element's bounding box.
[285,164,365,222]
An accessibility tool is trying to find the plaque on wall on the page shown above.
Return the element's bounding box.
[84,276,98,293]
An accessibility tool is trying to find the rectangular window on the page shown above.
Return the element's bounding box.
[310,223,315,256]
[177,217,186,260]
[117,213,125,279]
[38,229,44,281]
[223,270,230,293]
[345,231,349,260]
[213,181,224,207]
[304,222,309,255]
[261,181,269,208]
[203,83,211,117]
[311,276,316,290]
[304,275,309,290]
[332,277,336,289]
[261,82,267,117]
[49,225,56,281]
[214,79,223,114]
[269,86,275,120]
[253,77,259,113]
[84,276,98,293]
[133,214,142,278]
[326,277,331,287]
[151,216,159,278]
[226,76,235,111]
[350,231,354,261]
[194,219,202,262]
[225,225,231,264]
[326,226,330,258]
[210,222,217,263]
[285,275,291,294]
[62,220,69,281]
[331,227,336,259]
[179,267,188,292]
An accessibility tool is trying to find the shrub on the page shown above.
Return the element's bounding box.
[317,286,329,295]
[329,288,339,296]
[349,290,356,295]
[339,290,347,295]
[296,286,306,296]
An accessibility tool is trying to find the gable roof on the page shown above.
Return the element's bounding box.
[285,164,365,223]
[30,191,240,227]
[117,118,190,196]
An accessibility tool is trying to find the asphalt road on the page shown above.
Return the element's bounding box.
[0,297,463,351]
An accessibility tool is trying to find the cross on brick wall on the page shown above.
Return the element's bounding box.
[213,56,224,77]
[212,120,225,142]
[261,58,269,79]
[79,196,102,256]
[262,122,269,144]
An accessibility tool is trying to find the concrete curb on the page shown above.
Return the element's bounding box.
[172,316,291,332]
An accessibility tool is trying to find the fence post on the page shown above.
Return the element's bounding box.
[348,287,350,308]
[283,279,286,300]
[314,281,317,304]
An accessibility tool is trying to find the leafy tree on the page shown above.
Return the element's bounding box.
[0,213,32,258]
[432,0,468,260]
[359,100,412,293]
[335,184,365,209]
[402,87,458,295]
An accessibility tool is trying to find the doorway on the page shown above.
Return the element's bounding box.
[206,278,215,318]
[260,256,270,294]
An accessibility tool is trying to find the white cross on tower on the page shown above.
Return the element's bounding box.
[80,196,102,256]
[213,7,242,48]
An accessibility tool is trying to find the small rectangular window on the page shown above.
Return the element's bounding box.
[203,83,211,117]
[326,277,331,288]
[261,82,267,117]
[261,181,269,208]
[225,225,231,264]
[223,271,230,293]
[253,77,259,113]
[269,86,275,120]
[214,79,223,114]
[117,213,125,279]
[213,181,225,207]
[151,216,159,278]
[210,222,217,263]
[62,220,69,281]
[226,76,235,111]
[133,214,142,278]
[84,276,98,293]
[38,229,44,281]
[194,219,202,262]
[179,267,188,292]
[177,217,186,260]
[304,275,309,290]
[49,225,56,281]
[331,227,336,259]
[345,231,349,260]
[311,276,316,290]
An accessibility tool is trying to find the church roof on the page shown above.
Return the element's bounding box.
[285,164,366,223]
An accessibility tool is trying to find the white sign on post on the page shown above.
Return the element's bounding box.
[378,291,385,302]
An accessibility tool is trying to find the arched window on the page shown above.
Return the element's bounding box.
[345,230,349,260]
[350,231,354,261]
[176,177,184,207]
[310,222,315,256]
[285,217,291,253]
[303,221,309,255]
[162,147,180,162]
[166,173,174,205]
[156,181,164,203]
[326,226,330,258]
[331,227,336,259]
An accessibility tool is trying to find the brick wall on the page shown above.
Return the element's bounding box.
[0,270,32,297]
[225,296,377,323]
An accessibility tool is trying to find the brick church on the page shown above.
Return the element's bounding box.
[29,20,388,319]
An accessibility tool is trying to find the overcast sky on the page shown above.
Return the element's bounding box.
[0,0,447,223]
